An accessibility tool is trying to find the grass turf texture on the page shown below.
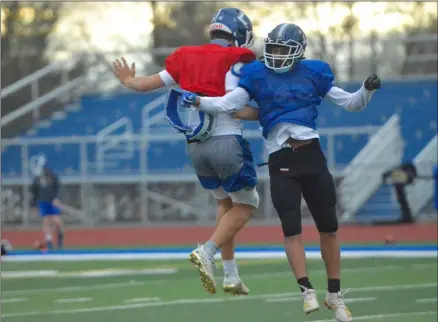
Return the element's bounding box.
[2,257,437,322]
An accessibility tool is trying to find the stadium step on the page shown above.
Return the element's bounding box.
[87,161,120,169]
[356,185,400,221]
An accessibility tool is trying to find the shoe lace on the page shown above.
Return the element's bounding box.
[332,289,351,308]
[299,285,316,300]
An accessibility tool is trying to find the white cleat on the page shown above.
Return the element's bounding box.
[189,246,217,295]
[324,291,353,322]
[223,275,249,296]
[301,286,320,315]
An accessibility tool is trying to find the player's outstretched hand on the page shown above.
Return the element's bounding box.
[364,74,381,91]
[112,57,136,85]
[180,92,198,108]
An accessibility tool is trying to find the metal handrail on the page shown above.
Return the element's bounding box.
[96,116,134,173]
[406,134,438,215]
[1,126,380,145]
[0,61,61,99]
[339,114,403,220]
[0,76,85,127]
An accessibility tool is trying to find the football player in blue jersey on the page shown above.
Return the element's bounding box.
[181,23,381,322]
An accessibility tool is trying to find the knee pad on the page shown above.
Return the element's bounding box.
[278,209,302,237]
[318,220,338,234]
[229,187,259,209]
[313,205,339,233]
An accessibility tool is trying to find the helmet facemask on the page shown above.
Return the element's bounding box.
[264,39,305,73]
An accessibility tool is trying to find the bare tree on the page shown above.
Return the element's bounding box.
[150,2,223,66]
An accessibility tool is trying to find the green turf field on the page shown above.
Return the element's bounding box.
[2,257,437,322]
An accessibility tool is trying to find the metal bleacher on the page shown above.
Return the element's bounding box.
[3,79,436,178]
[1,34,437,225]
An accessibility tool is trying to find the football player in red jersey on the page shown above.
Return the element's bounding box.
[113,8,258,296]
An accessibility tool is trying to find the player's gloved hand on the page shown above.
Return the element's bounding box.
[364,74,381,91]
[180,92,198,108]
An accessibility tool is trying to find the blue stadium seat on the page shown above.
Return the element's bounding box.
[2,80,437,180]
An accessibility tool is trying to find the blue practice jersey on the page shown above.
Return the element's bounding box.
[238,59,334,138]
[30,168,60,207]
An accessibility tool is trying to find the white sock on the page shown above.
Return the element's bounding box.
[203,241,219,258]
[222,259,238,277]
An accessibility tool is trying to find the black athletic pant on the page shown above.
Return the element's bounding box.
[268,139,338,237]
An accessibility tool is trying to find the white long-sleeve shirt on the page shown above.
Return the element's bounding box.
[198,80,375,154]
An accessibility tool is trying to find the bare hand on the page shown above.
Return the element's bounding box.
[112,57,136,85]
[53,199,61,207]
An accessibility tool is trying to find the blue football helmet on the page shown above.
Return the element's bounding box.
[209,8,254,48]
[264,23,307,73]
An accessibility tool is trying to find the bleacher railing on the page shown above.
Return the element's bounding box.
[1,126,379,227]
[141,92,169,130]
[2,32,436,129]
[406,134,438,215]
[0,54,100,129]
[339,114,404,221]
[0,47,179,130]
[96,117,134,173]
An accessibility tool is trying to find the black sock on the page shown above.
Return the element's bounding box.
[328,279,340,293]
[297,277,313,293]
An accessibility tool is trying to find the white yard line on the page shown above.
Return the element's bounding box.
[1,263,409,296]
[247,264,400,280]
[309,310,437,322]
[343,297,377,304]
[1,268,178,280]
[3,250,437,262]
[4,280,147,296]
[416,298,437,304]
[412,263,438,269]
[3,283,437,319]
[2,293,299,318]
[265,297,377,304]
[54,298,92,304]
[264,297,303,303]
[123,297,161,304]
[1,298,27,304]
[344,282,437,293]
[1,270,58,278]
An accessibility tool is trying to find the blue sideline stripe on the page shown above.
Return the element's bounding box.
[9,245,438,256]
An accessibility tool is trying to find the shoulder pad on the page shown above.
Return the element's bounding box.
[300,59,332,73]
[232,47,256,63]
[241,61,265,77]
[231,62,245,77]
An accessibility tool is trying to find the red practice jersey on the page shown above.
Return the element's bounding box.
[165,44,256,97]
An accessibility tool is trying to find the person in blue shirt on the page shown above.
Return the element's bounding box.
[181,23,381,322]
[30,163,65,250]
